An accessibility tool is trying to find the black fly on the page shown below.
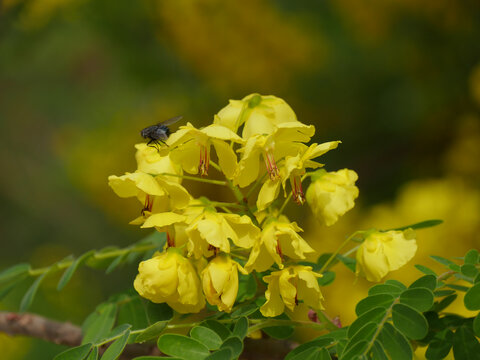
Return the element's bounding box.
[140,116,183,150]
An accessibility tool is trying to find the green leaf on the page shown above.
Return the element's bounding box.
[461,264,478,278]
[449,264,462,272]
[135,321,168,343]
[348,307,387,338]
[0,263,30,284]
[368,284,403,296]
[132,357,175,360]
[384,280,406,290]
[377,323,412,360]
[100,324,132,345]
[157,334,210,360]
[474,313,480,337]
[343,322,376,357]
[20,270,50,312]
[317,271,335,286]
[307,348,331,360]
[204,348,232,360]
[190,326,222,350]
[409,275,437,291]
[232,317,248,340]
[54,343,93,360]
[399,287,434,312]
[236,273,257,302]
[370,341,388,360]
[0,275,27,300]
[340,340,368,360]
[82,303,117,344]
[145,302,173,324]
[57,250,94,291]
[433,294,457,312]
[231,304,258,318]
[434,289,455,297]
[465,249,479,265]
[285,338,336,360]
[446,284,470,292]
[355,294,395,316]
[415,264,437,276]
[100,329,131,360]
[425,340,452,360]
[117,297,149,331]
[336,254,356,272]
[86,347,98,360]
[106,252,129,274]
[263,324,294,339]
[392,303,428,340]
[431,255,455,267]
[201,320,231,341]
[390,219,443,231]
[465,283,480,311]
[452,326,480,360]
[219,337,243,359]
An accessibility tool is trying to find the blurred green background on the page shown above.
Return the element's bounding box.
[1,0,480,358]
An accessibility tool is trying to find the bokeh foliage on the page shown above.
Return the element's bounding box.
[1,0,480,358]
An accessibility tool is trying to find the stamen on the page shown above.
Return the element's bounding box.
[198,144,210,176]
[276,238,283,258]
[141,195,154,215]
[291,176,305,205]
[207,244,218,255]
[263,150,279,180]
[166,229,175,248]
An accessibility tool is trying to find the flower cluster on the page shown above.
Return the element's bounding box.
[109,94,415,317]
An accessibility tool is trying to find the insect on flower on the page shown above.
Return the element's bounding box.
[140,115,183,150]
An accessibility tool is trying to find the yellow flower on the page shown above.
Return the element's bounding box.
[214,93,298,138]
[306,168,359,226]
[256,142,340,210]
[260,266,324,317]
[245,219,315,273]
[202,255,247,312]
[186,209,260,259]
[134,143,183,177]
[167,122,243,177]
[133,248,205,313]
[234,122,315,188]
[356,229,417,282]
[108,171,191,219]
[140,212,187,248]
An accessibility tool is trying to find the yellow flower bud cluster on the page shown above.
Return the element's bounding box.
[108,93,414,317]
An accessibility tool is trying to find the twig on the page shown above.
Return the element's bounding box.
[0,312,158,360]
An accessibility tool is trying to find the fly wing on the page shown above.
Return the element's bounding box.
[158,115,183,126]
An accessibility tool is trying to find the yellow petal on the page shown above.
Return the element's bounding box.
[234,136,264,187]
[170,141,201,174]
[108,172,165,197]
[257,179,281,211]
[383,230,417,271]
[222,214,260,248]
[202,124,243,142]
[260,272,284,317]
[212,139,238,179]
[157,178,191,209]
[278,270,297,311]
[141,212,186,228]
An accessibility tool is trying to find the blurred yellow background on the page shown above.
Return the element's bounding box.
[1,0,479,358]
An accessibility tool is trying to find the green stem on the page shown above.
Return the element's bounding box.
[318,231,362,273]
[246,172,268,199]
[28,244,157,277]
[160,173,227,186]
[278,174,308,215]
[247,319,327,335]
